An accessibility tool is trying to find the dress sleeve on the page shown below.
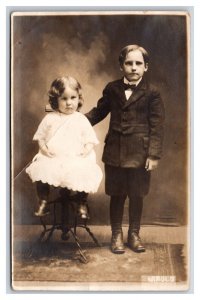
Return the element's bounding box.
[80,114,99,145]
[33,114,50,142]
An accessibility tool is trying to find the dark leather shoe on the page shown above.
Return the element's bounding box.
[111,231,125,254]
[127,232,145,253]
[35,200,50,217]
[77,203,90,219]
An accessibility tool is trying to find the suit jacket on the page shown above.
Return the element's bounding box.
[86,78,165,168]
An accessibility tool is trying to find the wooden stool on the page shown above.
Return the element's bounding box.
[37,189,101,263]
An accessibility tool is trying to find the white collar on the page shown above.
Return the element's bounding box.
[123,77,142,87]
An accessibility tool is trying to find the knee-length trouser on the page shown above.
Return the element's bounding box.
[105,165,151,233]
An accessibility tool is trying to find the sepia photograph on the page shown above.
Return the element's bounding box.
[11,10,190,291]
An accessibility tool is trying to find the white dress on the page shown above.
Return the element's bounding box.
[26,111,103,193]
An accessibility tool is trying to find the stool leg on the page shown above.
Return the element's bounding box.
[71,196,101,248]
[84,225,102,247]
[69,229,88,263]
[38,217,47,242]
[60,196,70,240]
[38,202,58,242]
[45,203,57,242]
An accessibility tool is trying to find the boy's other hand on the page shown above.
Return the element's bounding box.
[145,158,159,171]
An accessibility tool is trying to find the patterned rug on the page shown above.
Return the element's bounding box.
[13,240,187,285]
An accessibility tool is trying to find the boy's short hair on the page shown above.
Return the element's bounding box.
[48,76,84,111]
[119,45,149,66]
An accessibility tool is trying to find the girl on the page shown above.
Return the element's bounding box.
[26,76,103,219]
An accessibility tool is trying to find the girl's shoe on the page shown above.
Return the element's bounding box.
[77,203,89,219]
[35,200,50,217]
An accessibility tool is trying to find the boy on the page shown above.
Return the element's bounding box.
[86,45,165,253]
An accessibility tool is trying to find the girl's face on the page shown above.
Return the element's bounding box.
[58,86,79,115]
[120,49,148,82]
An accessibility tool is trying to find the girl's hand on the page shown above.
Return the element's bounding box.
[80,143,94,157]
[39,141,55,158]
[145,158,159,171]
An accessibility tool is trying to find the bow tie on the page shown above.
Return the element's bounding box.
[123,83,137,91]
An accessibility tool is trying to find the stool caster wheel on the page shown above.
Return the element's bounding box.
[61,231,70,241]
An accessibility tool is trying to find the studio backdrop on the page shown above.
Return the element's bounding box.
[12,12,189,226]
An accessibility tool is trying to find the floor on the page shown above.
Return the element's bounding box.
[12,225,189,292]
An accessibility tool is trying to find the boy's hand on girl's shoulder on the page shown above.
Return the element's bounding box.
[145,158,159,171]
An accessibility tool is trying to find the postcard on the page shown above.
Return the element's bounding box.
[11,10,190,291]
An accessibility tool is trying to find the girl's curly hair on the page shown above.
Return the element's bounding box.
[48,76,84,111]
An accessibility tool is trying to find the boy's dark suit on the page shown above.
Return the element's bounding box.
[86,77,165,253]
[86,77,165,196]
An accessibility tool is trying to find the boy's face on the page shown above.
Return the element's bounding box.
[120,49,148,82]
